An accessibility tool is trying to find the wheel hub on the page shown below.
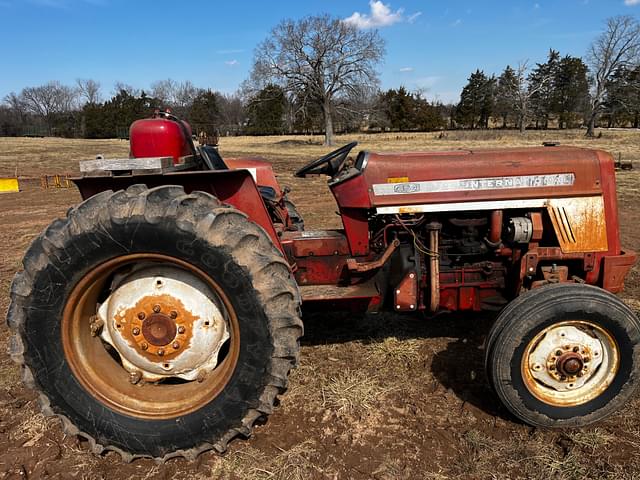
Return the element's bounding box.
[97,265,229,382]
[142,313,177,346]
[556,352,584,377]
[524,322,617,405]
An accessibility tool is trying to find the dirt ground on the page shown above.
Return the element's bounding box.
[1,130,640,479]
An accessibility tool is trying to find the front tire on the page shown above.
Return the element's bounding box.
[485,283,640,427]
[7,185,303,461]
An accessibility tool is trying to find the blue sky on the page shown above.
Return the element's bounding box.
[0,0,638,104]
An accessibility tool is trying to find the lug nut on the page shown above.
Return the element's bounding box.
[89,317,104,337]
[137,312,145,320]
[556,350,562,356]
[172,341,180,350]
[132,327,140,335]
[141,342,148,351]
[177,326,186,334]
[170,311,178,319]
[573,346,580,353]
[129,371,142,385]
[153,305,161,313]
[157,348,165,356]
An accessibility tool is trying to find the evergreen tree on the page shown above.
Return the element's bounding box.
[551,55,589,128]
[529,49,560,129]
[604,66,640,127]
[455,70,495,129]
[246,84,286,135]
[495,66,518,128]
[188,89,220,132]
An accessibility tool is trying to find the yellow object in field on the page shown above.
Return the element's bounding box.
[0,177,19,193]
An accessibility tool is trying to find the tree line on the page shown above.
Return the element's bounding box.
[1,15,639,144]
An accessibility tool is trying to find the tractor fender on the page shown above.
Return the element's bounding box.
[73,169,282,251]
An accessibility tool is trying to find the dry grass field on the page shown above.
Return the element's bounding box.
[1,129,640,479]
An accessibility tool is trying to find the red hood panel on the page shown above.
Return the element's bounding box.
[360,147,605,207]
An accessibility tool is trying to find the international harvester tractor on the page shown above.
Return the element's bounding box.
[7,112,639,461]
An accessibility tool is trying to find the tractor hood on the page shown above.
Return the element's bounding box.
[331,146,613,212]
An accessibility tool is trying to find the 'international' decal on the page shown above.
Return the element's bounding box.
[372,173,575,196]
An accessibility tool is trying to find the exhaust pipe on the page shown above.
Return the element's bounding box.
[427,222,442,312]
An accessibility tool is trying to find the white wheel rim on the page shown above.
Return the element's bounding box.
[522,321,619,406]
[98,264,230,382]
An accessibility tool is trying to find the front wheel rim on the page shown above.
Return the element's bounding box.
[521,320,620,407]
[61,253,241,420]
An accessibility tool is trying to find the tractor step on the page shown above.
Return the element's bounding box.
[299,282,383,312]
[298,282,379,301]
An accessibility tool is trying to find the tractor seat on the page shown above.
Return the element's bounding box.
[200,145,229,170]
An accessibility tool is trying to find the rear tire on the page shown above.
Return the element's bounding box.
[485,283,640,427]
[7,184,303,461]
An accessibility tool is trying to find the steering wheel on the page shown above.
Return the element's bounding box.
[294,142,358,178]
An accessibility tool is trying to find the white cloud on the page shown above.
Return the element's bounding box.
[225,60,238,66]
[344,1,420,29]
[625,0,640,5]
[451,18,462,27]
[399,67,413,72]
[407,11,422,23]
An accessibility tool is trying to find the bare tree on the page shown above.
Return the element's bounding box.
[151,79,179,106]
[4,92,26,116]
[586,15,640,137]
[174,81,199,108]
[113,82,141,97]
[20,81,78,132]
[248,14,385,145]
[76,78,101,105]
[500,61,553,134]
[150,79,199,111]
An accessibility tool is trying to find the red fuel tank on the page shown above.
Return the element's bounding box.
[129,117,193,164]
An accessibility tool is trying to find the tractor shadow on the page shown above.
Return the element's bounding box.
[300,308,512,421]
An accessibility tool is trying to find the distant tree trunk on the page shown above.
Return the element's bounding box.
[519,115,526,134]
[586,111,597,137]
[322,98,334,146]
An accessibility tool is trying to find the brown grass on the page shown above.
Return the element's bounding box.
[321,369,387,417]
[207,442,321,480]
[2,128,639,179]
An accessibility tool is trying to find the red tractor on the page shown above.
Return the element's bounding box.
[7,112,639,461]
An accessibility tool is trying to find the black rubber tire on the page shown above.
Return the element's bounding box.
[6,184,303,461]
[485,283,640,427]
[284,199,304,231]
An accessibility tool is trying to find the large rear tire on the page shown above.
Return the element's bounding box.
[485,283,640,427]
[7,185,303,461]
